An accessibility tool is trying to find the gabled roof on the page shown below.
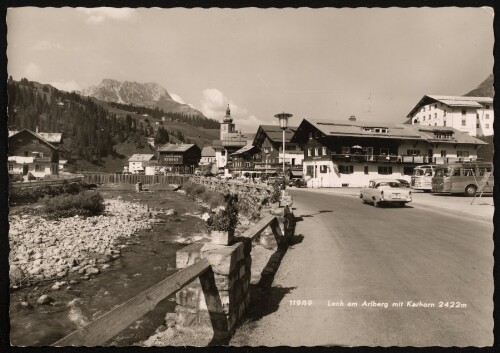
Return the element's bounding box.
[407,95,493,117]
[253,125,298,147]
[128,154,156,162]
[231,143,258,156]
[8,129,59,150]
[410,125,487,145]
[157,144,197,152]
[293,118,487,146]
[201,146,216,157]
[9,130,62,143]
[308,120,422,139]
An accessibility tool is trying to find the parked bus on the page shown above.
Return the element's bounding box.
[410,165,437,192]
[431,162,493,196]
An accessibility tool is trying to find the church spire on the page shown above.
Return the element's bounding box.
[223,104,233,123]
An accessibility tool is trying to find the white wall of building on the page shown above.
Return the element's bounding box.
[411,102,493,137]
[129,161,146,173]
[215,150,227,169]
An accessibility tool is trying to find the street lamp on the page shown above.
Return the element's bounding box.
[274,112,293,175]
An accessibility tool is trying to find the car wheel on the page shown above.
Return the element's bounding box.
[373,200,379,207]
[398,202,405,207]
[464,184,477,197]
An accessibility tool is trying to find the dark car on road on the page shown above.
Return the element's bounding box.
[289,178,307,188]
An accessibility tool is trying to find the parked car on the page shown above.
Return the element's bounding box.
[204,172,214,177]
[360,178,412,207]
[396,179,411,188]
[288,178,307,188]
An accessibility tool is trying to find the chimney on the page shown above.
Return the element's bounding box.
[349,115,356,122]
[35,126,39,133]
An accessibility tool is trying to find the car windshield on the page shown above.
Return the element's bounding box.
[375,182,400,188]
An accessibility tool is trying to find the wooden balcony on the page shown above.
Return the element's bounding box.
[332,154,436,164]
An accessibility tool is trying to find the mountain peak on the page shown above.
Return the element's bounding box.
[464,74,494,97]
[82,79,205,117]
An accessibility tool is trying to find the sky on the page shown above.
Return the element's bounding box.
[7,7,494,132]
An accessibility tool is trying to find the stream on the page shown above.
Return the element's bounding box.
[9,197,211,347]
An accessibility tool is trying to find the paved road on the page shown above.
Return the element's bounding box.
[232,189,493,347]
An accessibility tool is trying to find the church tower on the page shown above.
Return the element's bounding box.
[220,104,236,140]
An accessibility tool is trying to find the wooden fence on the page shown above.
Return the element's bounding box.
[51,215,282,347]
[82,173,189,185]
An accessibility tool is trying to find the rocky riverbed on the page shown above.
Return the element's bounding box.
[9,198,165,287]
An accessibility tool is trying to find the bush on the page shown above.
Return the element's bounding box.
[206,193,239,232]
[270,177,286,203]
[43,191,105,219]
[9,182,89,205]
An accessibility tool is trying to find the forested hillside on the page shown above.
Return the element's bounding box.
[7,78,220,171]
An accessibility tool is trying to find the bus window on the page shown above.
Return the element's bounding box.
[424,169,432,176]
[462,168,474,177]
[451,168,460,176]
[478,167,492,176]
[436,168,452,177]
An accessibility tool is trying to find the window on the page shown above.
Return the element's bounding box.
[434,123,437,126]
[434,113,437,119]
[320,165,328,173]
[263,147,269,153]
[31,140,38,145]
[24,151,29,157]
[306,166,314,176]
[423,116,426,121]
[341,147,350,154]
[270,147,273,151]
[35,164,43,172]
[8,164,13,172]
[477,124,480,128]
[428,115,431,121]
[322,147,327,156]
[245,162,251,167]
[221,150,226,156]
[314,147,319,156]
[486,105,490,109]
[444,110,447,117]
[462,109,466,115]
[378,166,392,175]
[338,165,354,174]
[444,118,447,126]
[403,167,414,176]
[380,148,389,155]
[364,166,369,175]
[485,114,489,120]
[440,150,447,157]
[457,151,470,157]
[407,149,420,156]
[461,116,466,126]
[434,104,437,109]
[307,148,312,156]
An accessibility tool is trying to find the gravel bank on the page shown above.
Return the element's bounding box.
[9,198,163,287]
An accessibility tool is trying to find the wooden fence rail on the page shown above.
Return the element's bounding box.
[51,214,284,347]
[82,173,189,185]
[52,259,211,347]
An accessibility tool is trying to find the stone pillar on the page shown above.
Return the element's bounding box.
[174,241,251,337]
